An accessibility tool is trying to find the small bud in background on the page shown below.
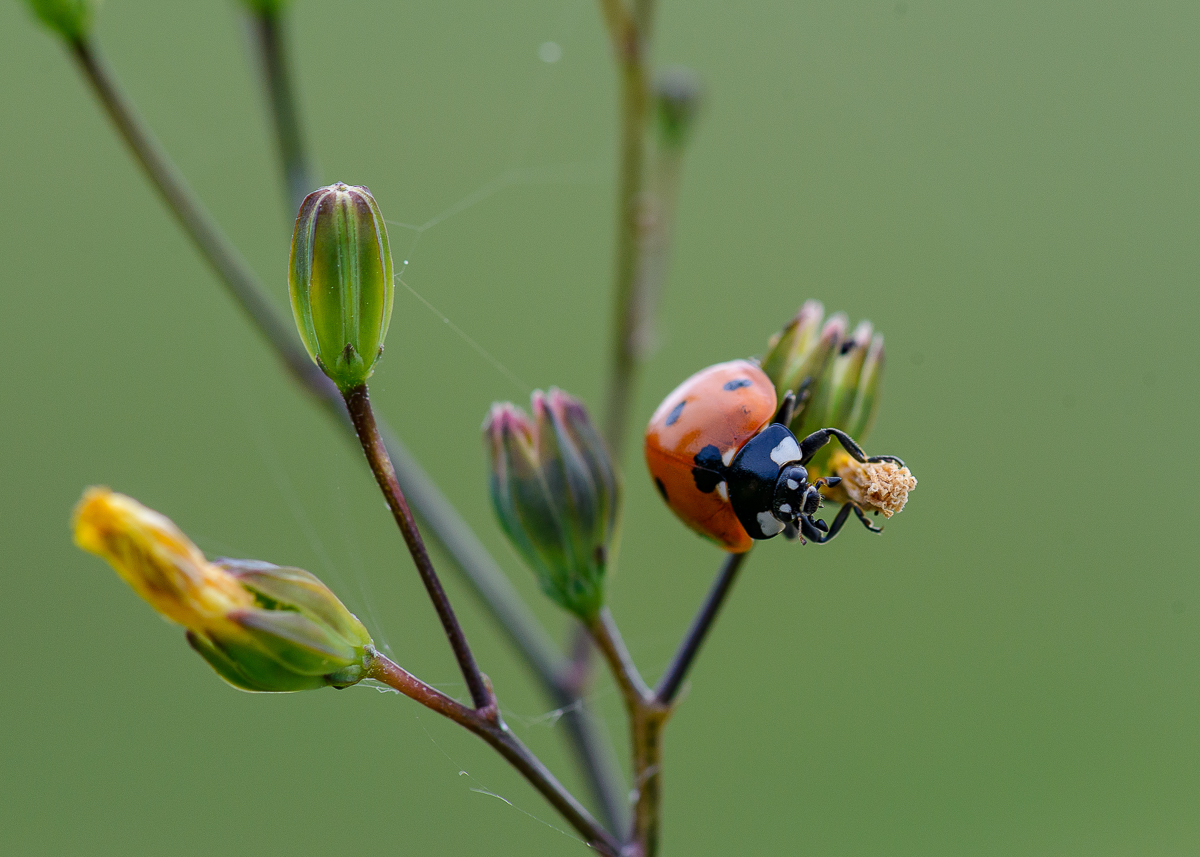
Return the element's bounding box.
[73,488,371,692]
[654,66,703,150]
[799,320,876,447]
[484,390,619,619]
[760,300,845,416]
[240,0,291,14]
[289,183,395,392]
[23,0,95,40]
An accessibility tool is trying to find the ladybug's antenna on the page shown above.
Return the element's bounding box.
[774,390,797,426]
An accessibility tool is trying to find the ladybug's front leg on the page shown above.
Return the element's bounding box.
[798,504,853,544]
[797,427,906,468]
[851,504,884,533]
[798,427,866,464]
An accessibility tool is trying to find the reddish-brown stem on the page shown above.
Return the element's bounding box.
[366,652,621,856]
[342,384,491,710]
[67,34,625,829]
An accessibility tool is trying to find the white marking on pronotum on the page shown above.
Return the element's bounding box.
[722,448,736,467]
[770,436,802,466]
[787,478,799,490]
[778,503,791,515]
[716,482,729,502]
[757,511,786,536]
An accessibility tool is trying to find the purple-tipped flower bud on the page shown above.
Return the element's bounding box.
[240,0,291,13]
[761,301,846,416]
[73,488,371,692]
[763,303,914,518]
[484,390,619,618]
[289,183,394,391]
[654,66,703,150]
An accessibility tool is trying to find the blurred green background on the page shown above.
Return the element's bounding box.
[3,1,1199,854]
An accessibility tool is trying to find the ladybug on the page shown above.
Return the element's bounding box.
[644,359,901,553]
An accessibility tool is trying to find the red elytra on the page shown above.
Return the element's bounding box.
[644,360,777,553]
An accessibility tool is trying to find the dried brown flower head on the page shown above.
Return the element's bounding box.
[830,451,917,518]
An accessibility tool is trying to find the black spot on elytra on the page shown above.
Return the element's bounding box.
[665,400,686,426]
[654,477,669,503]
[723,378,752,391]
[691,444,726,493]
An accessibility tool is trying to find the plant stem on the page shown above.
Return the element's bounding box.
[655,551,750,704]
[599,1,652,459]
[343,384,491,710]
[589,608,652,709]
[588,608,668,856]
[366,652,622,857]
[66,37,626,828]
[247,4,313,213]
[69,39,318,392]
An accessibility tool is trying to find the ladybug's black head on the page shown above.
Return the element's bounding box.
[772,464,817,523]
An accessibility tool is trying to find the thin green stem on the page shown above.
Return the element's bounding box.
[366,652,622,857]
[247,5,313,212]
[589,608,667,856]
[343,384,490,709]
[65,35,626,827]
[655,551,750,704]
[599,1,652,460]
[589,608,652,709]
[69,39,319,391]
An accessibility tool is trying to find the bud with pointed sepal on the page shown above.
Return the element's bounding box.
[761,302,914,524]
[654,66,703,151]
[760,300,846,424]
[240,0,291,13]
[484,390,619,619]
[289,182,395,392]
[795,321,883,474]
[23,0,95,40]
[73,488,372,692]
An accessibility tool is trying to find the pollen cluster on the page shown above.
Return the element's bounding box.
[832,452,917,518]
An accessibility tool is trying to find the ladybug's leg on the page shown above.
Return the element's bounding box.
[798,427,906,468]
[798,427,866,465]
[852,505,884,533]
[798,504,854,544]
[774,390,797,426]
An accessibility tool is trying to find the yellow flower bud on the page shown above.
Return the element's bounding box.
[73,487,253,629]
[73,488,371,692]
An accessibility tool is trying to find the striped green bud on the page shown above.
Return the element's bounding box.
[23,0,95,40]
[289,183,395,392]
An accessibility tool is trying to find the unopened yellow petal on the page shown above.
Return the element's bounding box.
[72,487,253,630]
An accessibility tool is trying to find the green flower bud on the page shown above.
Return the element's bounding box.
[240,0,291,14]
[289,183,395,392]
[73,488,371,693]
[206,559,372,691]
[484,390,619,619]
[790,319,886,476]
[23,0,95,40]
[654,66,703,150]
[760,300,844,416]
[761,305,911,518]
